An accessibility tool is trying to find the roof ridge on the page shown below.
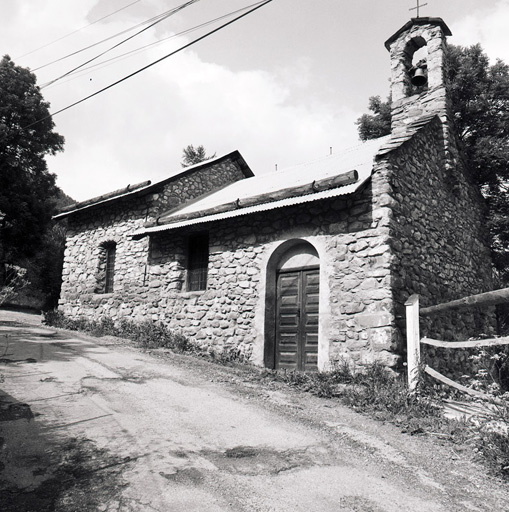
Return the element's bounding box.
[277,135,391,173]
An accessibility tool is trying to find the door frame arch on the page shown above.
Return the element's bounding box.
[264,238,323,369]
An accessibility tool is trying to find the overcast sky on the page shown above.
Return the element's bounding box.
[2,0,509,201]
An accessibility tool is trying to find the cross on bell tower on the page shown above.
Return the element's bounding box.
[409,0,428,18]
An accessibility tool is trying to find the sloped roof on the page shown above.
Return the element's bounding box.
[54,150,252,219]
[54,180,152,219]
[384,17,452,51]
[376,113,440,156]
[132,136,390,238]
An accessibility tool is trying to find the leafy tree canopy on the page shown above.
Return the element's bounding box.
[0,55,64,272]
[356,44,509,282]
[356,96,391,141]
[181,144,216,168]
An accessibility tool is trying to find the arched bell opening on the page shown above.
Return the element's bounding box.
[405,36,429,95]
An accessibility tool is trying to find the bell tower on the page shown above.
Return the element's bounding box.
[385,17,452,136]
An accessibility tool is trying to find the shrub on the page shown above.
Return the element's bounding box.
[43,310,192,353]
[0,265,29,306]
[208,346,249,365]
[477,429,509,477]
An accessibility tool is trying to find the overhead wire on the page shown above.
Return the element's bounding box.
[22,0,273,131]
[16,0,142,60]
[42,4,260,91]
[39,0,201,89]
[33,2,198,73]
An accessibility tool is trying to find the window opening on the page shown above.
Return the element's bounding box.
[105,244,116,293]
[187,232,209,291]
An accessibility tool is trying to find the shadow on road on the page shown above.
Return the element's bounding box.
[0,387,129,512]
[0,319,130,511]
[0,319,118,366]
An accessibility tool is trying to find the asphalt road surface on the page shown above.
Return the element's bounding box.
[1,309,508,511]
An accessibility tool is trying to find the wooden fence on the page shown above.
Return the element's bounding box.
[405,288,509,395]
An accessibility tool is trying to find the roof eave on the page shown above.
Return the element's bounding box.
[53,181,153,220]
[131,171,369,239]
[384,17,452,51]
[53,150,253,220]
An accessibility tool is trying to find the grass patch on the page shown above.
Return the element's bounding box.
[43,310,191,352]
[259,361,509,479]
[42,310,247,362]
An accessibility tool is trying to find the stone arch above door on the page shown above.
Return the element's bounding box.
[264,239,320,371]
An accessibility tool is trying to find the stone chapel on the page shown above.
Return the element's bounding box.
[56,18,493,371]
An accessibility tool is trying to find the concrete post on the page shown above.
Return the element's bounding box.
[405,294,421,392]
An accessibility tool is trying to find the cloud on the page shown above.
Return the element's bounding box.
[2,1,361,201]
[452,0,509,62]
[24,5,358,200]
[47,45,360,199]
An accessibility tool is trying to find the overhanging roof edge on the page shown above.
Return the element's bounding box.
[131,175,371,239]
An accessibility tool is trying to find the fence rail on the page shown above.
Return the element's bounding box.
[405,287,509,394]
[420,288,509,316]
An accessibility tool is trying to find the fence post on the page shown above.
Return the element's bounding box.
[405,294,420,392]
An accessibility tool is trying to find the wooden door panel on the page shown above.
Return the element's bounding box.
[276,268,319,371]
[279,315,299,327]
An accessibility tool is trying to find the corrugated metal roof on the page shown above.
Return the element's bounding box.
[166,136,388,219]
[53,150,252,219]
[53,181,153,220]
[132,136,389,238]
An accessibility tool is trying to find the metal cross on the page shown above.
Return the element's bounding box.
[409,0,428,17]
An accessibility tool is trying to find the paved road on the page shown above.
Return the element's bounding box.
[0,310,508,511]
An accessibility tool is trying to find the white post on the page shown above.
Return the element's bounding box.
[405,294,421,392]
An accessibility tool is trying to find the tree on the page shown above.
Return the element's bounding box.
[181,144,216,167]
[0,55,64,284]
[356,95,391,141]
[357,44,509,282]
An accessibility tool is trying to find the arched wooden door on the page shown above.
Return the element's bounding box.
[275,266,319,371]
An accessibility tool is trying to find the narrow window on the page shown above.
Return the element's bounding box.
[104,244,116,293]
[187,232,208,291]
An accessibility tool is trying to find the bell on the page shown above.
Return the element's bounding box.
[411,67,427,87]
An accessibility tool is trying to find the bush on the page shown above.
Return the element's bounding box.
[208,346,247,365]
[43,310,192,353]
[260,360,447,437]
[478,429,509,477]
[0,265,29,306]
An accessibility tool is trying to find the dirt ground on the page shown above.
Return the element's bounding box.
[1,309,508,512]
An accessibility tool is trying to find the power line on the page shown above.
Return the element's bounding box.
[23,0,272,131]
[42,4,261,91]
[39,0,201,89]
[15,0,142,60]
[33,4,188,73]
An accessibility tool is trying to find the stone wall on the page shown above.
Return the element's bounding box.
[147,157,248,222]
[59,157,247,314]
[59,174,399,370]
[384,116,493,341]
